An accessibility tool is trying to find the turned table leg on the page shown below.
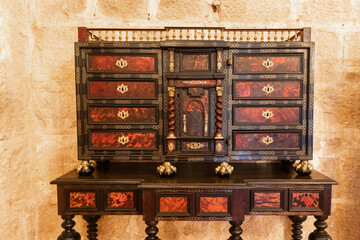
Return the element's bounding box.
[289,215,307,240]
[57,215,81,240]
[145,221,160,240]
[308,216,332,240]
[228,221,243,240]
[83,215,101,240]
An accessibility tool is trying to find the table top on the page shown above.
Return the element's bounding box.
[51,163,337,188]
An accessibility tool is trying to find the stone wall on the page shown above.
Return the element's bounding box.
[0,0,359,239]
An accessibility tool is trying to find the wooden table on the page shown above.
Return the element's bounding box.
[51,163,337,240]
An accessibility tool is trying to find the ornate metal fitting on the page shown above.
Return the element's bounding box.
[117,84,128,94]
[169,51,174,72]
[157,162,177,177]
[217,50,222,71]
[262,84,274,95]
[293,160,314,176]
[118,135,130,145]
[75,160,96,176]
[215,162,234,177]
[117,110,129,119]
[168,87,175,97]
[262,59,274,69]
[262,109,274,119]
[262,136,274,145]
[186,142,205,150]
[216,87,224,97]
[168,142,175,151]
[216,142,222,151]
[116,58,128,68]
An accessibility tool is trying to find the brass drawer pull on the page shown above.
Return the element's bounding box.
[262,136,273,145]
[117,84,128,94]
[118,135,129,145]
[117,110,129,120]
[116,58,128,68]
[262,84,274,95]
[262,59,274,69]
[262,109,274,119]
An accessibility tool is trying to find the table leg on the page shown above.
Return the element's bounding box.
[83,215,101,240]
[57,215,81,240]
[145,221,160,240]
[308,216,332,240]
[289,215,307,240]
[228,221,243,240]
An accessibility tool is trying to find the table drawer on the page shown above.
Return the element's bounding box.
[89,106,157,124]
[251,190,285,212]
[88,80,157,99]
[197,194,231,217]
[289,190,322,212]
[89,130,157,150]
[233,131,301,150]
[66,189,99,212]
[104,190,137,211]
[233,81,301,99]
[156,194,191,217]
[233,107,301,124]
[87,54,157,73]
[234,54,302,74]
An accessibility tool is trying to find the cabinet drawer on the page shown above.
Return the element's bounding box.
[251,190,285,212]
[181,53,211,72]
[87,54,157,73]
[88,80,157,99]
[104,190,137,211]
[197,194,231,217]
[89,130,157,150]
[233,132,300,150]
[89,106,157,124]
[233,81,301,99]
[156,194,191,217]
[233,107,301,124]
[234,55,302,74]
[66,190,99,212]
[289,190,322,212]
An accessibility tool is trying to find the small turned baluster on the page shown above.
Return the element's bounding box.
[308,216,332,240]
[57,215,80,240]
[83,215,101,240]
[168,87,176,139]
[145,221,160,240]
[228,221,243,240]
[289,215,307,240]
[215,87,223,138]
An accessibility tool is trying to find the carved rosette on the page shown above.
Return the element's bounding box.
[168,87,176,139]
[215,87,223,139]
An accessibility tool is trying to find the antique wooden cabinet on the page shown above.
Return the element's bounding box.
[51,27,337,240]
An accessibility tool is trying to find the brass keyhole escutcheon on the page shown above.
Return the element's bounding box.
[117,110,129,120]
[262,84,274,95]
[262,136,274,145]
[118,135,130,145]
[117,84,128,94]
[262,58,274,69]
[262,109,274,120]
[116,58,128,68]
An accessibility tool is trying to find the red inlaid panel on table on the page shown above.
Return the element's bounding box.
[199,197,228,213]
[159,197,188,213]
[234,81,301,98]
[69,192,96,208]
[88,55,155,72]
[89,81,156,99]
[233,107,300,124]
[253,192,281,209]
[107,192,134,208]
[182,54,210,71]
[90,131,156,149]
[234,55,302,73]
[234,132,300,150]
[89,107,157,124]
[291,192,320,208]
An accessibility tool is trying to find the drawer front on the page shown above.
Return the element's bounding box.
[88,80,156,99]
[181,53,210,71]
[289,190,322,212]
[251,190,284,212]
[90,130,157,150]
[156,194,191,217]
[233,107,300,124]
[89,106,157,124]
[104,190,137,211]
[66,190,99,212]
[233,132,300,150]
[234,81,301,99]
[197,195,231,217]
[234,55,302,74]
[87,54,156,73]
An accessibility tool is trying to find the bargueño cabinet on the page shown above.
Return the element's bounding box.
[51,27,337,240]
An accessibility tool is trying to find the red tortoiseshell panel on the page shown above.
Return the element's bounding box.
[107,192,134,208]
[291,192,320,208]
[182,54,209,71]
[254,192,281,208]
[89,107,156,124]
[159,197,188,213]
[69,192,96,208]
[89,81,156,99]
[234,55,301,73]
[90,132,156,149]
[234,132,300,150]
[234,81,301,98]
[88,55,155,72]
[233,107,300,124]
[200,197,228,213]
